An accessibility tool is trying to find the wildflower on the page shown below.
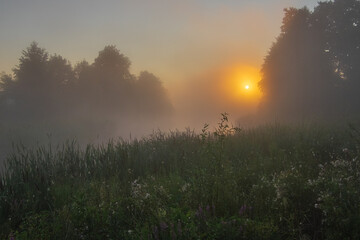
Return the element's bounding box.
[196,205,204,219]
[181,183,190,192]
[199,206,203,214]
[160,222,168,231]
[9,233,15,240]
[206,205,210,214]
[239,205,247,215]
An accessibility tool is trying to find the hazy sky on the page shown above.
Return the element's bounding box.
[1,0,317,85]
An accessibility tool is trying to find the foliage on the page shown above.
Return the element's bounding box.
[260,0,360,120]
[1,115,360,239]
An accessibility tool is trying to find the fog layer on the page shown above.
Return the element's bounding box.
[0,44,173,166]
[1,0,360,166]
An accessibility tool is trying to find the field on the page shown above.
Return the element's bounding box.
[1,115,360,239]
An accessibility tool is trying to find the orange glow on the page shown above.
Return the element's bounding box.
[221,65,262,104]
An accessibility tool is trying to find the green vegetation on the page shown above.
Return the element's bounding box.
[1,115,360,239]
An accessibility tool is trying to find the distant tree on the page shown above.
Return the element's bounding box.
[0,42,78,124]
[93,45,131,82]
[3,42,51,120]
[47,55,75,88]
[0,73,14,96]
[13,42,48,87]
[74,60,91,80]
[0,73,15,111]
[0,43,173,138]
[77,46,136,116]
[136,71,173,115]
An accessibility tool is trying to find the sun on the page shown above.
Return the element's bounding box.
[221,65,262,102]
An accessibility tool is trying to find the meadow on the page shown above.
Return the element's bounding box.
[1,114,360,239]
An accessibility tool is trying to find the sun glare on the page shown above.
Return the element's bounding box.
[221,65,262,103]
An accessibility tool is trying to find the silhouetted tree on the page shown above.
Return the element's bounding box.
[13,42,48,87]
[259,0,360,120]
[136,71,173,115]
[75,46,137,118]
[0,43,172,140]
[93,45,131,80]
[0,73,15,114]
[3,42,51,121]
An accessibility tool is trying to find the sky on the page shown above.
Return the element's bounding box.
[1,0,317,82]
[0,0,318,128]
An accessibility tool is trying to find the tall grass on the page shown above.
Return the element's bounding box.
[1,116,360,239]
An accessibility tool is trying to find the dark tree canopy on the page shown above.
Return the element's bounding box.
[93,45,131,78]
[14,42,48,85]
[259,0,360,120]
[0,43,173,139]
[136,71,173,115]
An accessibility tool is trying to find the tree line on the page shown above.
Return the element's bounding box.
[0,43,172,139]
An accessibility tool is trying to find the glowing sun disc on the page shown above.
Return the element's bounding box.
[245,85,250,90]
